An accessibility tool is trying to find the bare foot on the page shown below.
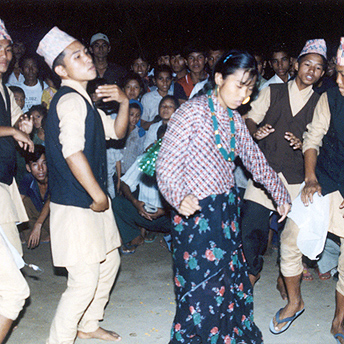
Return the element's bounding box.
[78,327,121,341]
[276,274,288,300]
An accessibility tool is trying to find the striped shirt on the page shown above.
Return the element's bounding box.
[156,93,291,210]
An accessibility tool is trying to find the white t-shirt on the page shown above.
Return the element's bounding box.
[19,81,48,113]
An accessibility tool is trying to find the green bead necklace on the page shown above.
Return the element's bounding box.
[207,89,236,162]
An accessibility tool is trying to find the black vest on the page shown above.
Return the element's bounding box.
[258,83,320,184]
[316,86,344,197]
[0,84,15,185]
[45,86,107,208]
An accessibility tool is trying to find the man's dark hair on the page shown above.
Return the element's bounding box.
[154,64,172,79]
[24,144,45,164]
[269,43,290,60]
[8,86,24,96]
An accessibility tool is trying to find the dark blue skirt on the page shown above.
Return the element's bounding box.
[170,189,263,344]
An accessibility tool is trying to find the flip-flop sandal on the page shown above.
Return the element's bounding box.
[144,232,157,243]
[159,234,173,252]
[316,267,331,280]
[334,333,344,343]
[302,266,313,281]
[120,244,136,255]
[269,307,305,334]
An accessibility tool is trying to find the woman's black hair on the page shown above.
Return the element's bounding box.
[199,50,258,96]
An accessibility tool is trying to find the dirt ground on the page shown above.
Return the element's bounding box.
[5,235,337,344]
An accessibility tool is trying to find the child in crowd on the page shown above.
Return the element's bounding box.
[123,72,145,101]
[140,64,173,130]
[144,95,179,150]
[37,26,129,343]
[19,144,50,249]
[122,72,146,137]
[261,43,291,90]
[18,54,48,112]
[28,104,47,144]
[119,100,145,174]
[9,85,25,109]
[141,65,186,130]
[107,100,145,198]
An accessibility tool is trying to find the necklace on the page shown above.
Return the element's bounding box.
[207,90,235,162]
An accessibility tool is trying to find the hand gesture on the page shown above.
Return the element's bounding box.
[301,180,322,206]
[284,132,302,150]
[178,194,201,217]
[95,85,129,104]
[253,124,275,140]
[12,128,34,152]
[276,203,291,223]
[18,114,33,134]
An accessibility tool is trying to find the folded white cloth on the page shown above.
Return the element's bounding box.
[288,183,329,260]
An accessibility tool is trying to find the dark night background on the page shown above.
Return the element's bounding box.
[1,0,344,67]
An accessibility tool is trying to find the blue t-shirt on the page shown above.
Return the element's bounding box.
[19,173,49,212]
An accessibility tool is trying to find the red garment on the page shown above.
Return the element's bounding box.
[156,93,291,210]
[176,73,194,98]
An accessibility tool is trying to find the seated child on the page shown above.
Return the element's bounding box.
[119,100,145,174]
[28,104,47,145]
[9,86,25,110]
[144,95,179,150]
[123,72,145,101]
[107,100,145,198]
[19,144,50,249]
[123,73,146,137]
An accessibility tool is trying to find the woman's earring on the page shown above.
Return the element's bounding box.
[242,96,250,105]
[215,85,219,96]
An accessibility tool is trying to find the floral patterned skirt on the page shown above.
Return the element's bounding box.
[170,190,263,344]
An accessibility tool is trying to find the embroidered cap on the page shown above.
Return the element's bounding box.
[90,33,110,46]
[36,26,76,69]
[298,39,327,60]
[0,19,12,41]
[336,37,344,66]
